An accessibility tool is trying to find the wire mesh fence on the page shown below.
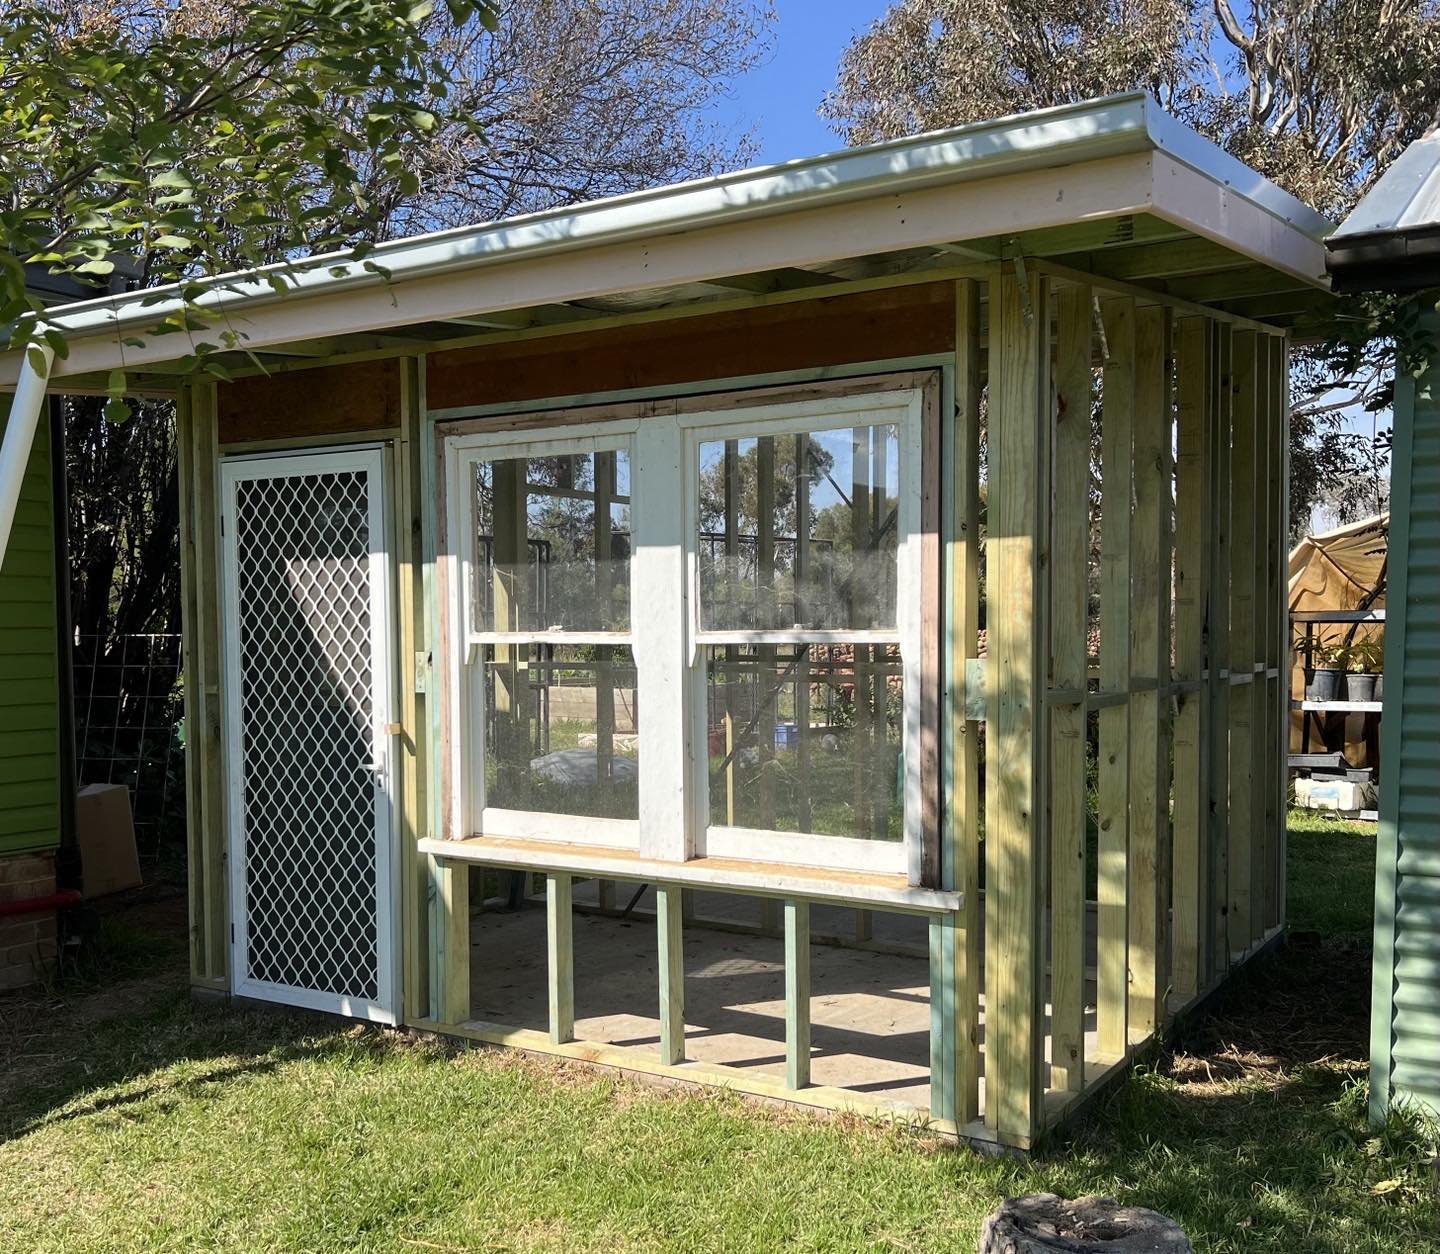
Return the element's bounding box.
[73,632,186,859]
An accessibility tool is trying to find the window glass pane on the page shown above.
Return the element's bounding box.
[481,644,638,820]
[696,423,900,632]
[703,643,901,841]
[472,449,630,633]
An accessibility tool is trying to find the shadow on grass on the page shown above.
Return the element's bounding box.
[1033,932,1437,1253]
[2,848,1435,1253]
[0,889,384,1148]
[0,981,358,1147]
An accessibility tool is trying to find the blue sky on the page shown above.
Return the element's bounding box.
[714,2,891,166]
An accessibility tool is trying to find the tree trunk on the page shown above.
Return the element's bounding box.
[977,1195,1192,1254]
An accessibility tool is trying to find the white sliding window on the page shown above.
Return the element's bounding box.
[683,390,923,876]
[449,424,639,849]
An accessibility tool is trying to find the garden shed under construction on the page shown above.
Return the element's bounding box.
[0,94,1334,1151]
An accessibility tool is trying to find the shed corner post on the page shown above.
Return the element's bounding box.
[931,276,983,1130]
[177,379,228,992]
[397,354,431,1021]
[983,263,1050,1148]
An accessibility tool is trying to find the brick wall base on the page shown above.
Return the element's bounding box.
[0,851,59,992]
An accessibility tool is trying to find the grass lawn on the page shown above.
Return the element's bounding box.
[2,815,1435,1253]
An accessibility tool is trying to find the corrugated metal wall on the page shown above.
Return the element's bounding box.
[1373,330,1440,1123]
[0,414,61,857]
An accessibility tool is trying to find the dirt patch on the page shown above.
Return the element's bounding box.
[1162,934,1371,1095]
[0,884,192,1112]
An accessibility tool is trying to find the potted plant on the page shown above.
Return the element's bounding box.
[1304,637,1344,702]
[1344,634,1384,704]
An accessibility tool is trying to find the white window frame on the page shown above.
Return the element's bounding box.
[444,418,642,849]
[439,384,927,880]
[680,389,924,877]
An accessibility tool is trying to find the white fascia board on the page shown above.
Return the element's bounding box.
[1142,105,1333,240]
[31,151,1161,383]
[1,92,1335,386]
[1148,152,1330,286]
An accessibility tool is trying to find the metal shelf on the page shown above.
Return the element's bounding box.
[1292,699,1383,713]
[1291,608,1386,624]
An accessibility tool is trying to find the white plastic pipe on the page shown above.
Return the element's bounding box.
[0,342,56,572]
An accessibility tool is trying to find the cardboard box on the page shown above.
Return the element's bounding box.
[75,783,143,898]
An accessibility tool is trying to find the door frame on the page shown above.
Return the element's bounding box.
[219,444,401,1023]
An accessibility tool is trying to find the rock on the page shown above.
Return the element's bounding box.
[977,1194,1193,1254]
[528,748,638,786]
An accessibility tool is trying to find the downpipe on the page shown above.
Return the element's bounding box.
[0,342,56,570]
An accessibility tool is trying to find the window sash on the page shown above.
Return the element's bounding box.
[683,391,923,877]
[455,429,635,642]
[448,426,639,848]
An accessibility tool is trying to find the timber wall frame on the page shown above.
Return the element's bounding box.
[179,261,1293,1153]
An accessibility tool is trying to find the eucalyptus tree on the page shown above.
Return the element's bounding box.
[823,0,1440,535]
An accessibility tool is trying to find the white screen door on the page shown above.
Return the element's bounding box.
[220,447,397,1022]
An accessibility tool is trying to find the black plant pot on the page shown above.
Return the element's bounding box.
[1346,672,1379,703]
[1306,667,1341,702]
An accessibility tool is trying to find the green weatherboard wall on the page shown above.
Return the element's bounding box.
[0,411,61,857]
[1372,309,1440,1123]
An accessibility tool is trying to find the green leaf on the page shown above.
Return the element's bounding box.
[150,168,194,190]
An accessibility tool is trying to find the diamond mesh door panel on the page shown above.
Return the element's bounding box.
[231,465,382,1004]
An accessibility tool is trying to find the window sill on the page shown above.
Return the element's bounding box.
[416,836,961,915]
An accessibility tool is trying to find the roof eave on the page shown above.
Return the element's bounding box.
[22,93,1330,347]
[1326,227,1440,294]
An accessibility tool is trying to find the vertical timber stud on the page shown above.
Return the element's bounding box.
[436,857,470,1025]
[657,885,686,1064]
[547,873,574,1044]
[1270,337,1291,930]
[1208,324,1233,981]
[397,357,429,1019]
[1050,283,1091,1092]
[984,266,1049,1146]
[176,385,207,985]
[1172,319,1214,1001]
[1096,296,1135,1063]
[785,899,811,1089]
[190,382,227,985]
[955,279,984,1126]
[1128,305,1172,1041]
[933,276,983,1128]
[1251,337,1274,948]
[1228,330,1259,961]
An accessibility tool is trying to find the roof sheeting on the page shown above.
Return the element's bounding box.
[1331,130,1440,242]
[1327,129,1440,291]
